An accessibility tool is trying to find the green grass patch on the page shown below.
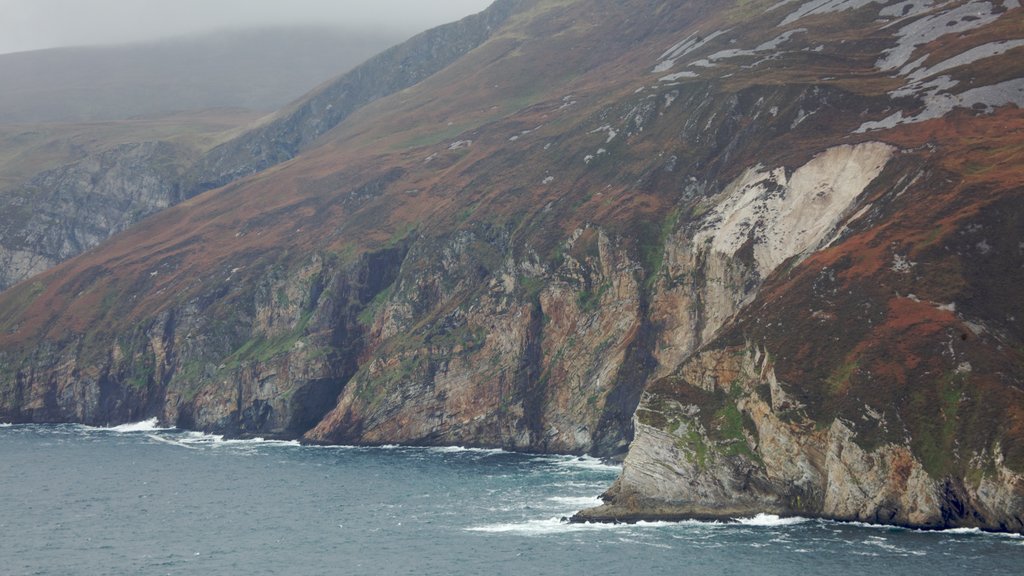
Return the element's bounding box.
[517,275,545,302]
[912,370,968,478]
[385,222,417,249]
[826,359,858,397]
[917,225,945,250]
[675,427,709,470]
[394,122,480,151]
[711,402,762,463]
[126,353,156,390]
[224,309,314,368]
[639,207,682,291]
[576,281,610,312]
[358,285,395,326]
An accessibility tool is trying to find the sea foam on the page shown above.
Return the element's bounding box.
[427,445,507,456]
[734,513,809,527]
[467,517,677,536]
[145,430,299,450]
[549,455,623,472]
[546,495,604,509]
[108,418,172,432]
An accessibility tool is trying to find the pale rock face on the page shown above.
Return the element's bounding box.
[650,142,894,379]
[694,142,894,277]
[822,419,940,525]
[0,249,54,290]
[0,141,185,291]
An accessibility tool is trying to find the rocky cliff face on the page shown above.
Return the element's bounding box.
[1,0,1023,532]
[0,141,188,290]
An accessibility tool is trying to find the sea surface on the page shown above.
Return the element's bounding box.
[1,421,1022,575]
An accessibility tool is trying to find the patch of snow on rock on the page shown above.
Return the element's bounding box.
[891,253,916,273]
[680,29,805,76]
[756,29,806,51]
[791,108,815,129]
[781,0,880,27]
[879,0,935,18]
[694,142,895,277]
[659,71,699,82]
[856,3,1022,132]
[857,77,1024,132]
[905,40,1024,84]
[876,2,1002,71]
[653,30,729,73]
[890,75,959,99]
[590,125,618,144]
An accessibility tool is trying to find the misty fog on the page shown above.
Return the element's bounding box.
[0,0,494,55]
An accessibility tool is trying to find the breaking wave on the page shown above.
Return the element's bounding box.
[546,495,604,509]
[467,517,677,535]
[547,455,623,472]
[734,514,809,527]
[144,430,299,450]
[108,418,172,432]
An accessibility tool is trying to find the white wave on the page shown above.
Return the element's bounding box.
[428,445,507,456]
[734,513,809,527]
[0,422,12,427]
[834,519,1024,539]
[940,527,983,535]
[146,434,199,450]
[215,437,300,447]
[843,520,907,532]
[864,536,926,556]
[467,517,676,535]
[165,431,299,448]
[546,496,604,509]
[108,418,173,432]
[550,455,623,473]
[936,527,1023,540]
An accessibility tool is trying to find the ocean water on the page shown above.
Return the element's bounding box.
[1,421,1022,575]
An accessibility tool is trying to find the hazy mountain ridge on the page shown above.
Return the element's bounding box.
[1,0,1023,532]
[0,27,407,124]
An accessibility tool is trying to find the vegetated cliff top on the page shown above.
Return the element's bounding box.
[0,0,1023,530]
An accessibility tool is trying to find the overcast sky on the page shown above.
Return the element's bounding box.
[0,0,495,55]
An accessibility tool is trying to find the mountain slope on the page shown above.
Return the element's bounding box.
[1,0,1023,531]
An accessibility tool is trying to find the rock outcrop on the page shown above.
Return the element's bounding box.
[575,345,1024,532]
[0,141,188,290]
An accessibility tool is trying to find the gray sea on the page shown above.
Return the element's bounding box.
[1,421,1022,575]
